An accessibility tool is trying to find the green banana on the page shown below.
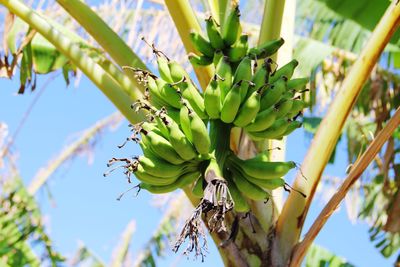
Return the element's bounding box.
[245,175,286,190]
[156,56,173,83]
[213,50,224,66]
[192,176,204,198]
[250,58,273,97]
[222,5,241,46]
[206,16,224,49]
[286,99,306,118]
[233,89,261,127]
[269,59,298,84]
[231,167,269,200]
[165,107,181,123]
[140,130,185,165]
[226,176,250,212]
[233,56,252,84]
[179,103,193,142]
[221,82,242,123]
[159,83,181,108]
[188,53,213,66]
[181,81,207,119]
[247,118,289,141]
[189,111,210,155]
[215,56,233,101]
[275,99,294,119]
[138,155,189,177]
[244,106,277,132]
[164,115,197,161]
[259,77,287,110]
[287,77,308,92]
[168,61,189,82]
[153,116,170,139]
[228,154,295,179]
[147,76,169,107]
[247,38,284,59]
[281,120,302,136]
[204,75,221,119]
[227,35,249,62]
[140,171,201,194]
[135,164,178,185]
[190,31,215,57]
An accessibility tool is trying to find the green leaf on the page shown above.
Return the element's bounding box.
[316,0,399,44]
[294,37,335,77]
[305,244,356,267]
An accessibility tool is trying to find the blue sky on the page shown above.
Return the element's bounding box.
[0,1,398,266]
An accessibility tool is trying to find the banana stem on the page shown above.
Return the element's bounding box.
[56,0,147,92]
[210,120,232,164]
[0,0,143,124]
[275,1,400,265]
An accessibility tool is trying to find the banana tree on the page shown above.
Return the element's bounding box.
[1,0,399,266]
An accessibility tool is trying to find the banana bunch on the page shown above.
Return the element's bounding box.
[225,152,295,212]
[110,5,308,235]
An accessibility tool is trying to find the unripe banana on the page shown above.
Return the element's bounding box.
[192,176,204,198]
[188,53,213,66]
[247,38,284,59]
[230,167,269,200]
[274,99,294,119]
[165,107,181,124]
[244,106,277,132]
[140,171,201,194]
[244,175,285,190]
[228,154,295,179]
[179,103,193,142]
[213,50,223,66]
[221,82,242,123]
[222,5,241,46]
[168,61,189,82]
[206,16,225,49]
[233,89,261,127]
[215,56,233,101]
[259,77,287,110]
[287,77,308,92]
[239,80,253,103]
[141,130,185,165]
[147,76,169,108]
[138,155,190,177]
[233,56,252,84]
[247,118,289,141]
[249,59,274,99]
[159,83,181,108]
[135,164,177,185]
[227,35,249,62]
[250,62,269,97]
[204,75,222,119]
[190,31,215,57]
[189,111,210,155]
[281,120,302,136]
[164,115,197,161]
[269,59,298,84]
[286,99,306,118]
[153,116,170,139]
[181,81,207,119]
[156,56,173,83]
[226,176,250,212]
